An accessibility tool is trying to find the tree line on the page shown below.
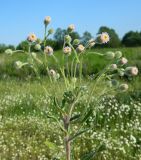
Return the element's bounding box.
[0,26,141,53]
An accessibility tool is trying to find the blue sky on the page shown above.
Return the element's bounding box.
[0,0,141,45]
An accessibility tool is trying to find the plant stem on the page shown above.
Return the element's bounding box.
[63,115,71,160]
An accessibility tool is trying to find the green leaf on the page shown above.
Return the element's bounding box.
[69,128,89,141]
[70,114,81,122]
[81,143,106,160]
[81,109,93,123]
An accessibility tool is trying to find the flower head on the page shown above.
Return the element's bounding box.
[5,49,13,55]
[64,35,72,43]
[14,61,23,69]
[105,51,115,60]
[119,57,128,65]
[48,28,54,35]
[119,83,129,92]
[44,46,53,55]
[125,66,138,76]
[76,44,85,53]
[34,44,41,51]
[88,39,95,47]
[49,69,56,77]
[63,46,72,56]
[110,64,117,70]
[73,39,80,45]
[115,51,122,59]
[67,24,75,32]
[44,16,51,25]
[100,32,110,44]
[27,33,37,42]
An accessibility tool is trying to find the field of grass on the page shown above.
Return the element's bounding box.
[0,47,141,159]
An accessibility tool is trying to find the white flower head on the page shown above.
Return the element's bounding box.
[44,46,53,55]
[44,16,51,25]
[89,39,95,47]
[125,66,138,76]
[67,24,75,32]
[63,46,72,56]
[100,32,110,44]
[110,64,117,70]
[49,69,56,77]
[27,33,37,42]
[76,44,85,53]
[119,57,128,65]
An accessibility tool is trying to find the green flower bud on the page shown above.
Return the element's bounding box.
[48,28,54,35]
[14,61,23,69]
[105,51,115,60]
[119,84,128,92]
[115,51,122,59]
[64,35,72,43]
[36,38,42,44]
[73,39,80,45]
[31,52,37,59]
[118,68,125,76]
[5,49,13,55]
[34,44,41,51]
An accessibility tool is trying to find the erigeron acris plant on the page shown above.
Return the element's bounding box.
[5,16,138,160]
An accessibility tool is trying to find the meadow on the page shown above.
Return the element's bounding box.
[0,46,141,160]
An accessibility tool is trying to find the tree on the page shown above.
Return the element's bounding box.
[122,31,141,47]
[81,31,92,44]
[97,26,121,48]
[16,40,29,51]
[54,28,80,49]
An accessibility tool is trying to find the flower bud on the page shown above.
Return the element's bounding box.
[118,68,125,76]
[64,35,72,43]
[14,61,23,69]
[76,44,85,53]
[44,16,51,25]
[88,39,95,47]
[100,32,110,43]
[27,33,37,42]
[105,51,115,60]
[63,46,71,56]
[119,84,128,92]
[67,24,75,32]
[49,69,56,77]
[44,46,53,55]
[48,28,54,35]
[111,79,119,86]
[36,38,42,44]
[118,57,128,65]
[34,44,41,51]
[125,67,138,76]
[110,64,117,71]
[5,49,13,55]
[73,39,80,45]
[115,51,122,59]
[56,73,60,79]
[31,52,37,59]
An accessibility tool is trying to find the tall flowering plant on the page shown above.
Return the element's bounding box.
[5,16,138,159]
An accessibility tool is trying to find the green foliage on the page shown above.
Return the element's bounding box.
[81,31,93,44]
[122,31,141,47]
[0,44,15,53]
